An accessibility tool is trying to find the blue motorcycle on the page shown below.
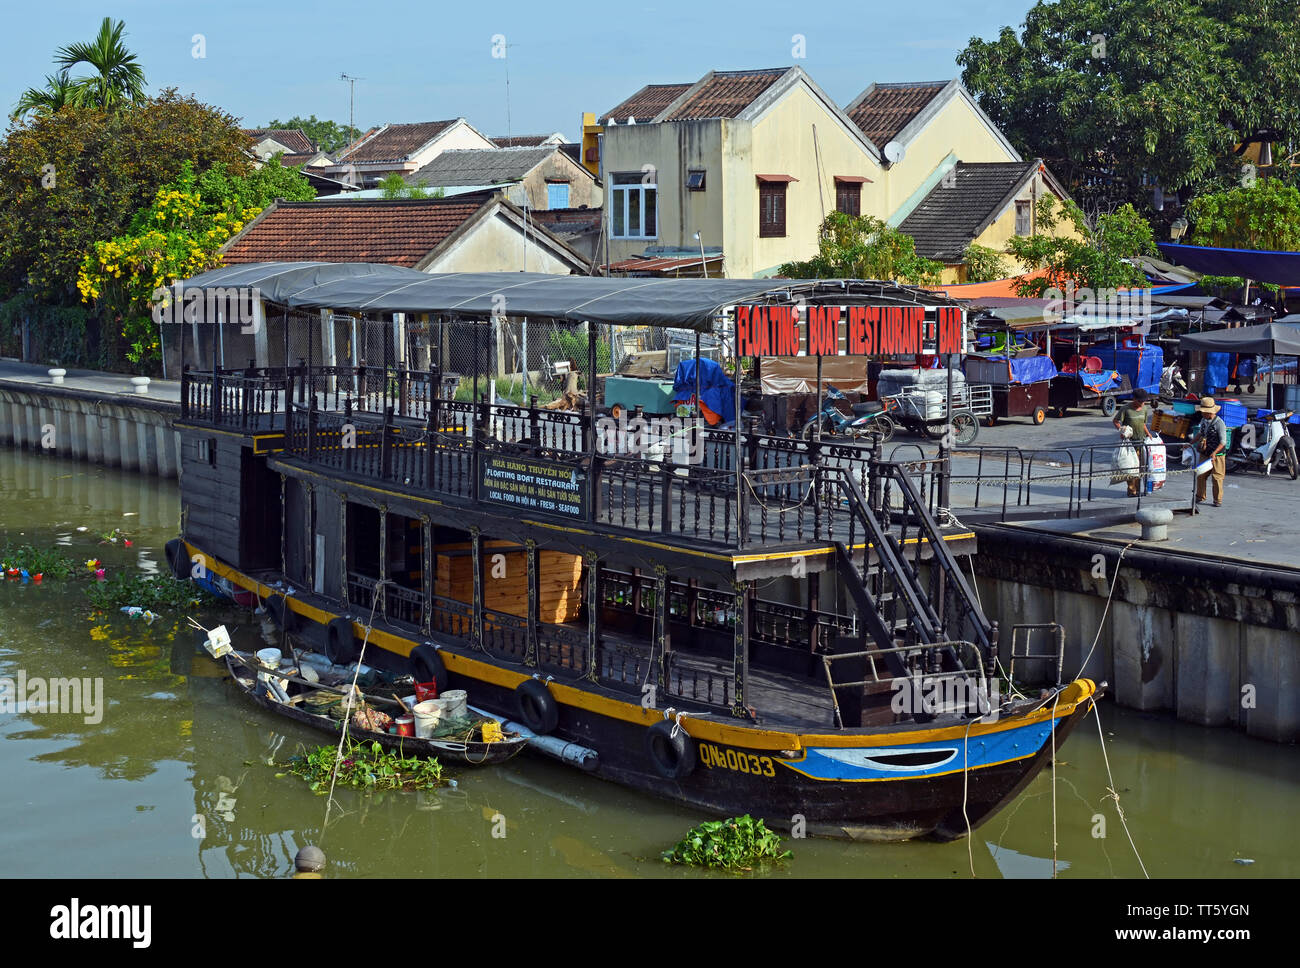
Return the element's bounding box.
[800,386,895,442]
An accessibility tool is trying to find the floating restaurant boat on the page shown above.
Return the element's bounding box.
[166,263,1100,841]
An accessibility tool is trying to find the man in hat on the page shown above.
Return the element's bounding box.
[1193,397,1228,507]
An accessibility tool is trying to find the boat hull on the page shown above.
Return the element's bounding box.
[189,540,1098,841]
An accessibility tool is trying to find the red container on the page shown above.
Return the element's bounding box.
[394,715,415,737]
[414,681,439,702]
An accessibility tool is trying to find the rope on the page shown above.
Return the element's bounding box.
[1090,698,1150,878]
[321,579,390,840]
[742,474,816,513]
[1050,689,1061,879]
[1076,540,1137,679]
[962,717,976,877]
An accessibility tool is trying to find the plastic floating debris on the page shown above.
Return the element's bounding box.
[1233,858,1255,865]
[124,540,132,547]
[32,574,42,583]
[94,569,106,581]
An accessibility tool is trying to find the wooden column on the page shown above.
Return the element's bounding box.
[807,571,820,653]
[526,538,539,667]
[585,551,600,678]
[279,473,287,578]
[732,578,751,718]
[655,565,670,692]
[470,526,484,649]
[339,494,349,606]
[420,514,432,635]
[377,504,388,619]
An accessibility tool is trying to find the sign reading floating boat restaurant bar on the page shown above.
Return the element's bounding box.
[734,305,963,357]
[479,454,587,520]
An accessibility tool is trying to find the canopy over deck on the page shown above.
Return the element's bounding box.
[179,262,958,332]
[1179,321,1300,355]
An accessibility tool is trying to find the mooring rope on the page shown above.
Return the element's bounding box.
[1050,690,1061,879]
[1076,540,1138,679]
[1090,698,1150,878]
[321,579,390,839]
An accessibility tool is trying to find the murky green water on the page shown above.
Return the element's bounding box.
[1,448,1296,878]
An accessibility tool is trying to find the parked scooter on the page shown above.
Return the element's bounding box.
[801,385,894,442]
[1226,409,1298,479]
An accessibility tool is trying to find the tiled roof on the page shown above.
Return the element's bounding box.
[492,134,561,147]
[338,120,458,164]
[898,161,1038,262]
[660,68,789,121]
[221,197,489,267]
[409,147,557,186]
[279,151,325,167]
[244,128,315,153]
[602,83,692,123]
[846,81,949,147]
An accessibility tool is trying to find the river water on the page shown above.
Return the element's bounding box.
[1,449,1296,879]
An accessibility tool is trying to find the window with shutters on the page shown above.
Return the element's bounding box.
[1015,200,1032,236]
[759,182,787,238]
[546,182,570,209]
[835,180,861,216]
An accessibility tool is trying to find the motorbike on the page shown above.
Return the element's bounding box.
[800,385,894,442]
[1225,409,1298,479]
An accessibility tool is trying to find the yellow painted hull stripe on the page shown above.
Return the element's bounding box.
[187,541,1091,754]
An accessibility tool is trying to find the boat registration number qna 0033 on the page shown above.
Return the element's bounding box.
[698,743,776,777]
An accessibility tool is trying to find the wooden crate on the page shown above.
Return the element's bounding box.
[1152,411,1191,439]
[434,542,583,633]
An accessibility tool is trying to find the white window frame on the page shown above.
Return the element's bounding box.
[610,172,658,240]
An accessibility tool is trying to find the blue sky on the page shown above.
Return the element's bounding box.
[2,1,1036,139]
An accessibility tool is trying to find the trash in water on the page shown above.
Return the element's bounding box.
[1233,857,1255,865]
[120,606,159,623]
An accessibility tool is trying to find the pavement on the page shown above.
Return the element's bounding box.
[0,359,181,403]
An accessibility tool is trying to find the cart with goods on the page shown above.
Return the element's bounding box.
[883,382,992,445]
[964,353,1057,426]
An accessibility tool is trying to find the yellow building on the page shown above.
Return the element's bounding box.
[591,72,1078,281]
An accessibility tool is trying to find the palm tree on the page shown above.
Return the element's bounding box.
[10,71,79,120]
[55,17,147,111]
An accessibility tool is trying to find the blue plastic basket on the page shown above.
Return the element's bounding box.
[1219,399,1247,427]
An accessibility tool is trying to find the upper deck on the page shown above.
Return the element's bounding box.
[176,362,974,573]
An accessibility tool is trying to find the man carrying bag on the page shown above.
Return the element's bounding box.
[1193,397,1228,507]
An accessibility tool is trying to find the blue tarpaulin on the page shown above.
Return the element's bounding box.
[673,358,736,424]
[1158,243,1300,286]
[1078,370,1121,394]
[1006,355,1058,384]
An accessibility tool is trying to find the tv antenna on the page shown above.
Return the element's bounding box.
[340,73,364,147]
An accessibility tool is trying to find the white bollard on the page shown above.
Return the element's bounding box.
[130,376,150,395]
[48,368,66,385]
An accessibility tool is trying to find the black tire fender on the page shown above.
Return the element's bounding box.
[164,539,190,581]
[646,719,696,779]
[515,678,559,734]
[325,617,359,665]
[409,645,449,695]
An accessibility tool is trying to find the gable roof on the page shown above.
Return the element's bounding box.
[659,68,790,121]
[602,83,692,124]
[492,133,565,147]
[844,81,949,147]
[338,120,458,164]
[244,128,315,153]
[221,194,493,268]
[408,146,563,187]
[898,160,1061,262]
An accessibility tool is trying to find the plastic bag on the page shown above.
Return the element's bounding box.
[1111,442,1139,483]
[1144,434,1166,490]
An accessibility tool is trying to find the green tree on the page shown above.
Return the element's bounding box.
[961,243,1010,283]
[958,0,1300,211]
[1005,195,1156,296]
[265,114,360,153]
[778,211,944,285]
[1185,178,1300,295]
[377,174,443,200]
[10,71,79,121]
[56,17,148,111]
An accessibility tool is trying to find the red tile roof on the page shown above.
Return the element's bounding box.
[221,197,489,268]
[339,121,458,164]
[602,83,692,123]
[660,68,788,121]
[244,128,315,153]
[846,81,949,146]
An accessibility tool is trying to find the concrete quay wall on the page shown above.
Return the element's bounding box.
[0,381,182,478]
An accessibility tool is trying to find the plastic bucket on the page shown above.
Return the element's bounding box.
[440,689,468,721]
[255,648,282,670]
[414,681,439,702]
[413,700,445,738]
[394,715,415,737]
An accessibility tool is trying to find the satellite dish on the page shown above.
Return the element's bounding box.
[883,141,905,164]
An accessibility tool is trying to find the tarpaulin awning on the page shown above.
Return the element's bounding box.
[1158,243,1300,286]
[178,262,959,332]
[1179,321,1300,355]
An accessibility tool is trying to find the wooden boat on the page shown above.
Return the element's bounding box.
[223,650,529,766]
[170,265,1102,841]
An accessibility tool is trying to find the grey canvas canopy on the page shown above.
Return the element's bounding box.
[1179,322,1300,355]
[179,262,957,332]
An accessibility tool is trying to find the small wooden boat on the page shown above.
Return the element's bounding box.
[224,650,529,767]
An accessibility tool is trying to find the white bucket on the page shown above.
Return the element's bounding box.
[255,648,282,669]
[413,699,445,738]
[440,689,468,721]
